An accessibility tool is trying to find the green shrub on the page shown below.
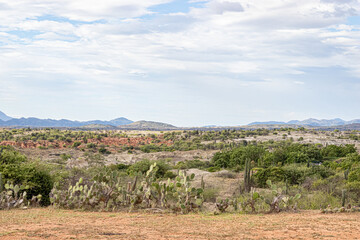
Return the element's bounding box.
[321,144,356,158]
[286,152,309,164]
[98,147,111,154]
[127,159,171,178]
[0,148,53,205]
[87,143,97,149]
[297,191,341,209]
[212,145,265,168]
[72,141,81,148]
[0,162,53,205]
[174,160,212,170]
[310,165,335,179]
[348,168,360,182]
[203,188,219,202]
[0,147,27,164]
[206,166,221,172]
[140,144,162,153]
[109,163,129,171]
[163,171,177,179]
[253,167,285,187]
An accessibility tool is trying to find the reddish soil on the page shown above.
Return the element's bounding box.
[1,209,360,239]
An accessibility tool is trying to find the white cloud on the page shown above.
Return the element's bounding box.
[0,0,360,125]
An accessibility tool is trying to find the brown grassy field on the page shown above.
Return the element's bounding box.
[1,209,360,239]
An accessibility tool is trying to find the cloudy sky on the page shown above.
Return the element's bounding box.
[0,0,360,126]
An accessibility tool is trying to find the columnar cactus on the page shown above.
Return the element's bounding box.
[341,189,346,207]
[0,173,3,192]
[244,158,251,193]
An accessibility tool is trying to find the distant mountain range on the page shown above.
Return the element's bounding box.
[1,110,359,130]
[0,110,178,130]
[0,111,133,127]
[248,118,360,127]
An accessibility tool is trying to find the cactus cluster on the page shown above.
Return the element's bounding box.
[263,180,301,213]
[241,191,261,213]
[320,204,360,214]
[224,180,302,214]
[50,163,204,213]
[215,199,229,213]
[0,181,41,210]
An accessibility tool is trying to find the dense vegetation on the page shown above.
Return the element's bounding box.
[211,142,360,209]
[0,127,360,213]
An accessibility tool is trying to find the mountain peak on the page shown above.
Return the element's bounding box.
[0,111,12,121]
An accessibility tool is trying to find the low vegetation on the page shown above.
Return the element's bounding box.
[0,127,360,215]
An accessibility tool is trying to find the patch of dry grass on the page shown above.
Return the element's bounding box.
[1,209,360,239]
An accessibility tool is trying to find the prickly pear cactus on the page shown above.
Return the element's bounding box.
[49,163,203,214]
[0,182,41,210]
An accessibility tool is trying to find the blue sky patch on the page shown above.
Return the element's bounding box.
[149,0,206,14]
[346,16,360,25]
[33,15,106,26]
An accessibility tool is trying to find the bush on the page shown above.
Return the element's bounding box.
[127,159,171,178]
[0,162,53,205]
[140,144,162,153]
[72,141,81,148]
[174,160,212,170]
[253,167,286,187]
[216,171,237,179]
[203,188,219,202]
[0,147,27,164]
[297,191,341,209]
[286,152,309,164]
[98,147,111,154]
[107,163,129,171]
[163,171,177,179]
[321,144,356,158]
[348,168,360,182]
[87,143,97,149]
[212,145,265,168]
[206,166,221,172]
[0,148,53,205]
[310,165,335,179]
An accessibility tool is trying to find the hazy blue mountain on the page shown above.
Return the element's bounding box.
[83,118,133,126]
[347,119,360,124]
[288,118,346,126]
[0,114,133,127]
[109,117,133,125]
[248,121,287,125]
[0,111,12,121]
[248,118,357,127]
[119,120,177,130]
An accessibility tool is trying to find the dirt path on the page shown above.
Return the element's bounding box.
[1,209,360,239]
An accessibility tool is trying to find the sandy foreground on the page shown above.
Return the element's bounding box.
[0,209,359,239]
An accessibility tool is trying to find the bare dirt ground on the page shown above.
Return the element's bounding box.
[1,209,360,240]
[18,148,218,166]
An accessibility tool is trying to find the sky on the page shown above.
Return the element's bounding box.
[0,0,360,127]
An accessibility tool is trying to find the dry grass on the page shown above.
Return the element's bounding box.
[1,208,360,239]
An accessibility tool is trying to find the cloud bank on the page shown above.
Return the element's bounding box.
[0,0,359,126]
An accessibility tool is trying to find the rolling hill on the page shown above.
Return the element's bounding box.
[118,120,177,130]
